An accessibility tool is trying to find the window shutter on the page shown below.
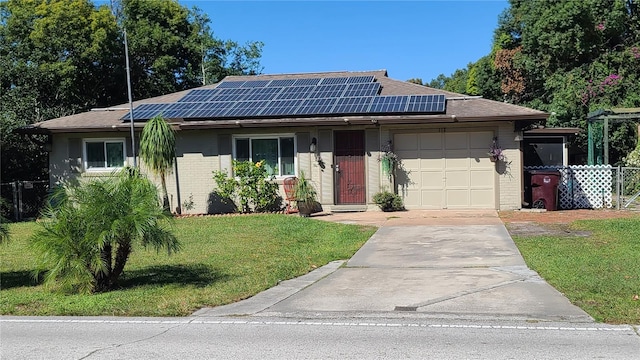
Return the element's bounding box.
[218,134,232,155]
[125,137,139,159]
[366,129,380,153]
[68,138,83,173]
[318,130,331,152]
[296,132,310,154]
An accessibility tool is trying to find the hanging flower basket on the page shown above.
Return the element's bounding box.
[378,140,400,181]
[381,157,393,175]
[488,138,505,162]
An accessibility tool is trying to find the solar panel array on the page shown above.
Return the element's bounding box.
[123,76,446,121]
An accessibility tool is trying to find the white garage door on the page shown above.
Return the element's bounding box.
[394,131,496,209]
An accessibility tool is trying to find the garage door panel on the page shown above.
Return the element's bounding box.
[469,131,494,149]
[470,190,494,207]
[395,134,418,151]
[446,189,470,207]
[402,189,422,206]
[445,170,470,187]
[445,156,469,168]
[419,133,442,150]
[470,153,493,168]
[445,133,467,150]
[397,151,419,169]
[418,148,444,159]
[421,171,443,188]
[421,190,442,208]
[470,170,494,188]
[394,131,495,209]
[420,157,444,169]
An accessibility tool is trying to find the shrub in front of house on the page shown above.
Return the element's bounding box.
[213,160,282,213]
[372,191,404,212]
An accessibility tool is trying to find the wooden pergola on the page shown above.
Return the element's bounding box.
[586,108,640,165]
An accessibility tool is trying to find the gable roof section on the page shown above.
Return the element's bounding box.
[24,70,548,133]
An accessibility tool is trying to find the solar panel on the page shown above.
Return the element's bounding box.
[333,96,374,114]
[244,87,282,101]
[162,102,206,118]
[319,77,349,85]
[260,99,303,116]
[241,80,270,88]
[177,89,214,102]
[126,75,447,121]
[308,84,347,99]
[275,85,315,100]
[185,101,236,118]
[369,96,409,113]
[346,75,376,84]
[225,100,270,117]
[209,88,252,102]
[268,79,296,87]
[216,81,245,88]
[122,103,171,120]
[295,98,338,115]
[293,78,322,86]
[343,83,380,97]
[406,94,446,113]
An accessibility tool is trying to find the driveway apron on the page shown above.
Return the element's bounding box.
[197,211,593,322]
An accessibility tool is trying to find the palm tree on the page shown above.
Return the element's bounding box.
[31,168,180,293]
[139,114,176,212]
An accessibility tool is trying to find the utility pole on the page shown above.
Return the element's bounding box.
[111,0,137,168]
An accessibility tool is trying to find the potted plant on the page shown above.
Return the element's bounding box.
[294,170,321,217]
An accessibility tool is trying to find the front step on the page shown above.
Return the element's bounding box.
[329,205,369,213]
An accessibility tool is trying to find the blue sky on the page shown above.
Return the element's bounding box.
[182,0,509,82]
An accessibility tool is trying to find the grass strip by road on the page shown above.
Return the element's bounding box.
[511,217,640,324]
[0,214,376,317]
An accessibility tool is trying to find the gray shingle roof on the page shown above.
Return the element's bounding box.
[25,70,547,133]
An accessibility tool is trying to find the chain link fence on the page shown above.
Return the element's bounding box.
[1,180,50,221]
[614,167,640,210]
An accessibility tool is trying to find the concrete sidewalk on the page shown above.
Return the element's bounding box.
[195,210,593,322]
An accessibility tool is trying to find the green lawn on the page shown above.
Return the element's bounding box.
[0,215,376,316]
[512,217,640,324]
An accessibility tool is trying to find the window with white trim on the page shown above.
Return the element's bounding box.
[234,135,295,176]
[84,139,126,170]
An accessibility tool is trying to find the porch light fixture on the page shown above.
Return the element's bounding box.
[309,137,317,154]
[514,130,524,142]
[310,137,323,168]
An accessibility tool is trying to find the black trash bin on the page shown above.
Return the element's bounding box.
[530,170,560,211]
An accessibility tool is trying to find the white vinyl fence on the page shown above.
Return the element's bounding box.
[524,166,640,210]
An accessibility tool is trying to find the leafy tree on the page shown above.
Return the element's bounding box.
[139,114,175,212]
[406,78,424,85]
[427,74,447,89]
[431,0,640,164]
[31,168,180,293]
[1,0,263,184]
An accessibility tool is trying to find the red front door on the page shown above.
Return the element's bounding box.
[334,130,366,204]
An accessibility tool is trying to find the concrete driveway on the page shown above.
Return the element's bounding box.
[196,210,593,322]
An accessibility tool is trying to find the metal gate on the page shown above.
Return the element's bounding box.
[616,167,640,210]
[1,180,50,221]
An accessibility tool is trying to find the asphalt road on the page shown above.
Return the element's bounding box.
[2,316,639,359]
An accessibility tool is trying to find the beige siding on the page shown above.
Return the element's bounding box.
[48,122,523,213]
[160,130,219,214]
[497,122,523,210]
